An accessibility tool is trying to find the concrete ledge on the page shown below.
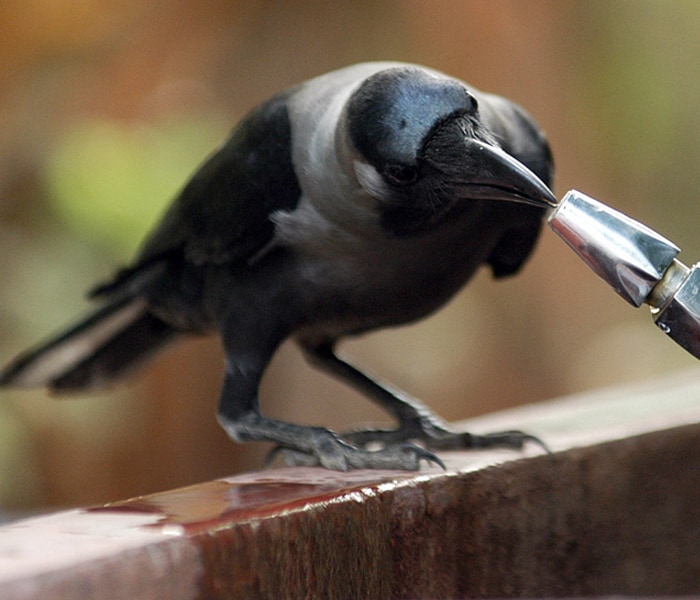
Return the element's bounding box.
[2,369,700,598]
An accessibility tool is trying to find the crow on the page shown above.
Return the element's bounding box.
[0,62,556,470]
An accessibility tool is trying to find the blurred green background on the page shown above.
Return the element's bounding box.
[1,0,699,511]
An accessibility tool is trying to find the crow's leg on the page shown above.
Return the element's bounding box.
[300,341,548,453]
[218,377,442,471]
[216,322,443,471]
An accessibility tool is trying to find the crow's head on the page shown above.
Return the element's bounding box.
[346,67,556,235]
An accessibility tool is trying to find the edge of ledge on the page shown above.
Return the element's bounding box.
[1,368,699,599]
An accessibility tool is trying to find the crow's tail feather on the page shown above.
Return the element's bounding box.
[0,297,178,393]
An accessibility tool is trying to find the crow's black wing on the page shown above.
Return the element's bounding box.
[92,88,302,297]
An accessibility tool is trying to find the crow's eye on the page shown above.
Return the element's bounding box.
[384,163,418,186]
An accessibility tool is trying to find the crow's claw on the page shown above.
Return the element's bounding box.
[267,441,445,471]
[341,423,550,454]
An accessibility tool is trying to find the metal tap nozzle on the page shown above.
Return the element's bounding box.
[548,189,700,360]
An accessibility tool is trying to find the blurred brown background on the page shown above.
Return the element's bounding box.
[1,0,699,511]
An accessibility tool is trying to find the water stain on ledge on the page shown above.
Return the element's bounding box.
[87,466,437,534]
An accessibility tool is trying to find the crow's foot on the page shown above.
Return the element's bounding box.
[342,419,550,454]
[267,438,444,471]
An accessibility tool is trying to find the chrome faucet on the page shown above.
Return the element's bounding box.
[549,190,700,360]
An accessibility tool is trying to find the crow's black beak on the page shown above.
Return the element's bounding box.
[460,139,557,208]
